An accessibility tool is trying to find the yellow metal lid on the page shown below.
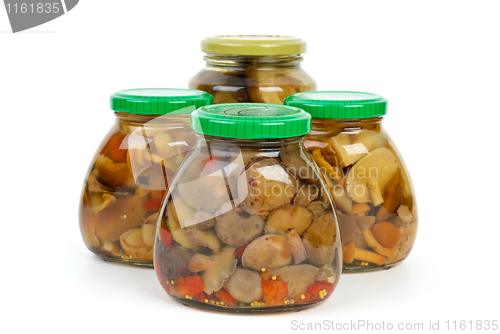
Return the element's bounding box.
[200,35,306,56]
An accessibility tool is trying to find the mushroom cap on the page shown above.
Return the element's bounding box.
[271,265,319,299]
[237,157,297,218]
[242,234,293,271]
[224,268,262,303]
[280,144,320,185]
[214,201,265,248]
[346,147,399,203]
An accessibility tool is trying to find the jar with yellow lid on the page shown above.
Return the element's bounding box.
[188,35,317,105]
[79,88,213,266]
[285,92,418,272]
[154,103,341,312]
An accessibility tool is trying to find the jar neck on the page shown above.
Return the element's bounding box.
[114,112,190,125]
[203,54,303,68]
[311,116,384,129]
[197,134,304,148]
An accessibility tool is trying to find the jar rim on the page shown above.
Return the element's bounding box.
[285,91,388,119]
[201,35,306,56]
[191,103,311,139]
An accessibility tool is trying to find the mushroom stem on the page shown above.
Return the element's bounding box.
[353,247,386,266]
[342,242,355,264]
[367,178,384,206]
[312,149,340,181]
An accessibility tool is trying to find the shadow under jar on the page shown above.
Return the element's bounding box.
[285,92,418,273]
[79,88,213,266]
[154,103,342,313]
[188,35,317,105]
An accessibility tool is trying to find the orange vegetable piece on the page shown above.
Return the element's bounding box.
[261,280,288,305]
[160,228,172,248]
[342,242,355,264]
[142,198,161,212]
[215,290,237,306]
[260,271,272,281]
[295,292,313,304]
[234,244,247,261]
[193,292,207,301]
[309,281,335,300]
[102,133,128,163]
[371,221,403,248]
[175,274,204,296]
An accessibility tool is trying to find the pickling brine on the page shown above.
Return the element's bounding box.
[285,92,418,272]
[79,89,213,266]
[188,35,316,105]
[154,103,342,312]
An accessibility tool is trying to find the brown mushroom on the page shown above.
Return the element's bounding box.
[237,157,297,218]
[214,201,265,248]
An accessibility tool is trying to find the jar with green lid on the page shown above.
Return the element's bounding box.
[79,88,213,266]
[154,103,341,312]
[285,92,417,272]
[188,35,317,105]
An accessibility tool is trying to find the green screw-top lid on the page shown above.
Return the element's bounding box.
[191,103,311,139]
[110,88,213,115]
[284,91,388,119]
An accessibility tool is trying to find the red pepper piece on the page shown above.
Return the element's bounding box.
[175,274,204,297]
[308,281,335,300]
[234,244,247,261]
[261,280,288,306]
[215,290,237,306]
[159,228,172,248]
[142,198,161,212]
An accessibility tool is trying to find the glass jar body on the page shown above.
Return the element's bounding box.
[79,113,196,266]
[154,136,341,312]
[188,55,317,105]
[304,117,418,272]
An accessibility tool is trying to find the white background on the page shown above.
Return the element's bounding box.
[1,1,499,333]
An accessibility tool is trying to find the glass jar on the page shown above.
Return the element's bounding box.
[79,88,213,266]
[154,103,342,312]
[285,92,418,272]
[188,35,317,105]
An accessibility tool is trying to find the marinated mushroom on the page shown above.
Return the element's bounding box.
[280,144,320,185]
[242,234,293,271]
[285,230,307,264]
[95,195,147,242]
[188,254,213,273]
[264,205,314,235]
[293,180,319,207]
[119,228,153,260]
[201,246,237,294]
[186,227,223,253]
[224,268,262,303]
[178,175,230,212]
[346,147,399,204]
[237,158,297,218]
[157,243,194,281]
[167,202,204,252]
[215,201,265,247]
[271,265,319,299]
[302,213,338,266]
[95,154,135,188]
